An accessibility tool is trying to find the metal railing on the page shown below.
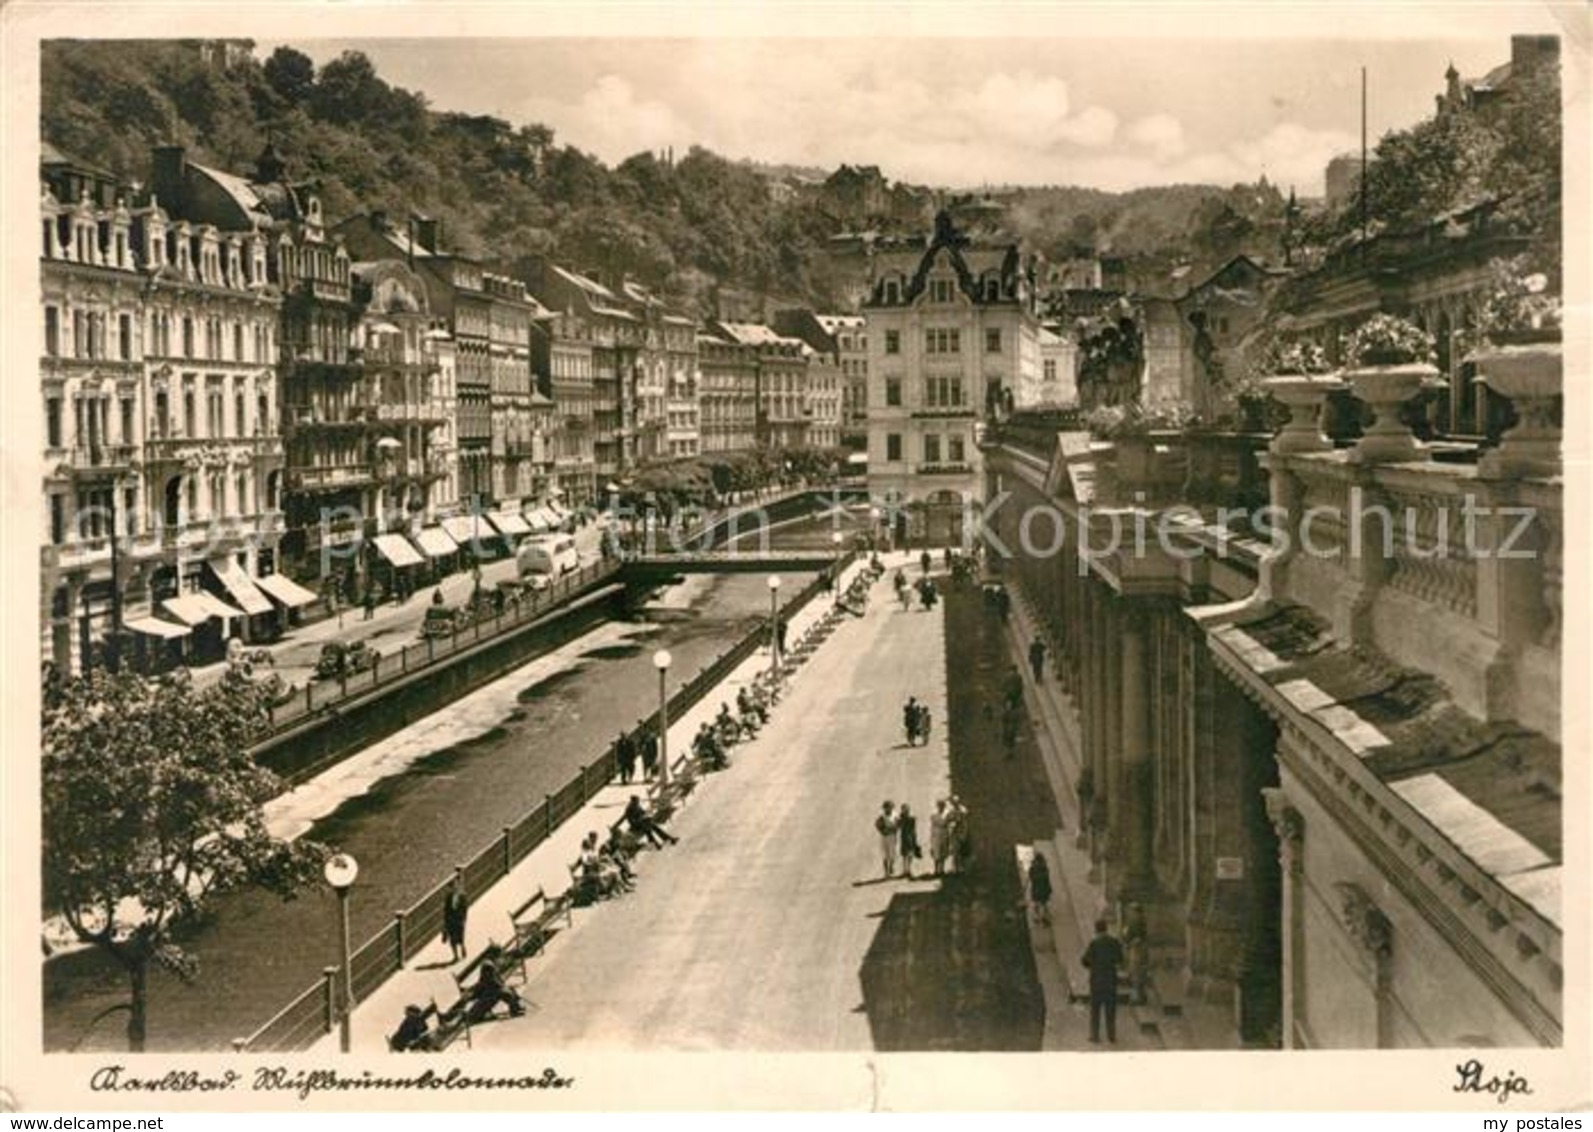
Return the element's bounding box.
[260,561,621,738]
[235,554,849,1052]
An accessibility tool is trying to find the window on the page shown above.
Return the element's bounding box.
[885,433,902,462]
[931,278,955,303]
[182,318,194,358]
[885,378,902,407]
[45,307,60,357]
[925,375,965,408]
[50,495,65,545]
[124,488,138,536]
[120,398,134,444]
[207,387,224,437]
[233,323,244,362]
[119,313,133,360]
[986,328,1002,353]
[884,330,900,355]
[949,435,965,463]
[258,394,269,435]
[184,390,196,438]
[235,393,246,437]
[884,280,900,303]
[1044,359,1057,382]
[925,328,960,355]
[924,434,941,464]
[45,397,62,447]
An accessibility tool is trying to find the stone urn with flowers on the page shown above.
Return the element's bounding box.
[1466,258,1562,480]
[1343,314,1444,464]
[1260,340,1344,454]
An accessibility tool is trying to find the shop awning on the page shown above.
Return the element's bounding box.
[440,514,492,545]
[488,511,532,537]
[412,526,460,559]
[255,573,318,609]
[523,508,554,534]
[372,533,426,569]
[124,616,191,640]
[162,592,245,626]
[206,559,273,617]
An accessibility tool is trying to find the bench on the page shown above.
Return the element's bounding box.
[504,886,573,979]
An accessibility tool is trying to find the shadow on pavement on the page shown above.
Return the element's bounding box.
[855,575,1059,1052]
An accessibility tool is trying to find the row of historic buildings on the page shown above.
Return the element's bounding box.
[38,140,851,675]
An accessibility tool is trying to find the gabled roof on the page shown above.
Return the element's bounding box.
[550,264,615,300]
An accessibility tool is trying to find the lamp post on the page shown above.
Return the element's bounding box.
[324,852,359,1053]
[830,531,844,604]
[653,649,672,785]
[767,575,782,671]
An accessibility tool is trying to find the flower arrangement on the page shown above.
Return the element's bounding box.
[1266,340,1332,376]
[1474,255,1561,346]
[1346,314,1436,368]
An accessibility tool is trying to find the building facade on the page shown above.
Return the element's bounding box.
[532,308,597,506]
[864,212,1041,545]
[697,328,759,454]
[983,350,1563,1048]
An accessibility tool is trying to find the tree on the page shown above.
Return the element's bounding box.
[262,46,315,106]
[42,664,327,1051]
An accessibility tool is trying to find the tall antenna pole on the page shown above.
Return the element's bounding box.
[1360,65,1369,248]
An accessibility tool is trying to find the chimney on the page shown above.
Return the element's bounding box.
[152,146,185,212]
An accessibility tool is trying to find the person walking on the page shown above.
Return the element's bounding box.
[441,876,468,963]
[1082,919,1126,1044]
[1002,704,1021,760]
[1029,637,1047,682]
[776,617,788,659]
[1027,853,1053,924]
[903,697,921,747]
[929,800,951,877]
[875,802,900,879]
[898,803,922,879]
[363,586,377,621]
[920,549,932,576]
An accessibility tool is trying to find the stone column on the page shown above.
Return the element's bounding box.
[1263,787,1305,1048]
[1335,881,1394,1048]
[1115,601,1154,901]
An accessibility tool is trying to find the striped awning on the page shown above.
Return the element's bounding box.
[206,559,273,617]
[412,526,460,559]
[372,533,425,569]
[124,616,191,640]
[162,592,245,626]
[255,572,318,609]
[523,508,554,534]
[439,514,490,545]
[488,511,532,537]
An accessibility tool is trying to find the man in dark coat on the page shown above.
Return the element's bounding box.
[441,877,468,963]
[1029,637,1047,682]
[390,1003,440,1051]
[1081,918,1126,1043]
[625,794,678,848]
[615,731,638,784]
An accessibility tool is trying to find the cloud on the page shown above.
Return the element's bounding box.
[1128,114,1186,161]
[525,74,692,161]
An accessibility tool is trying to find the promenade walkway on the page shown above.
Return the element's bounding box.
[322,553,1045,1053]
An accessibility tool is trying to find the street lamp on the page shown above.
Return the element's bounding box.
[830,531,844,604]
[767,575,782,671]
[653,649,672,785]
[324,852,359,1053]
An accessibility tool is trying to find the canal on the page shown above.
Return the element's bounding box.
[44,568,815,1052]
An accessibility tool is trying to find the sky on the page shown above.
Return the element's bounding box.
[258,17,1561,196]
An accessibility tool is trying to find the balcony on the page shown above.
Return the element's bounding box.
[916,462,973,476]
[60,443,137,478]
[911,407,977,420]
[290,465,377,492]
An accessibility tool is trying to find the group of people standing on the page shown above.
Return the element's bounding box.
[874,797,972,880]
[613,728,661,784]
[892,568,938,612]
